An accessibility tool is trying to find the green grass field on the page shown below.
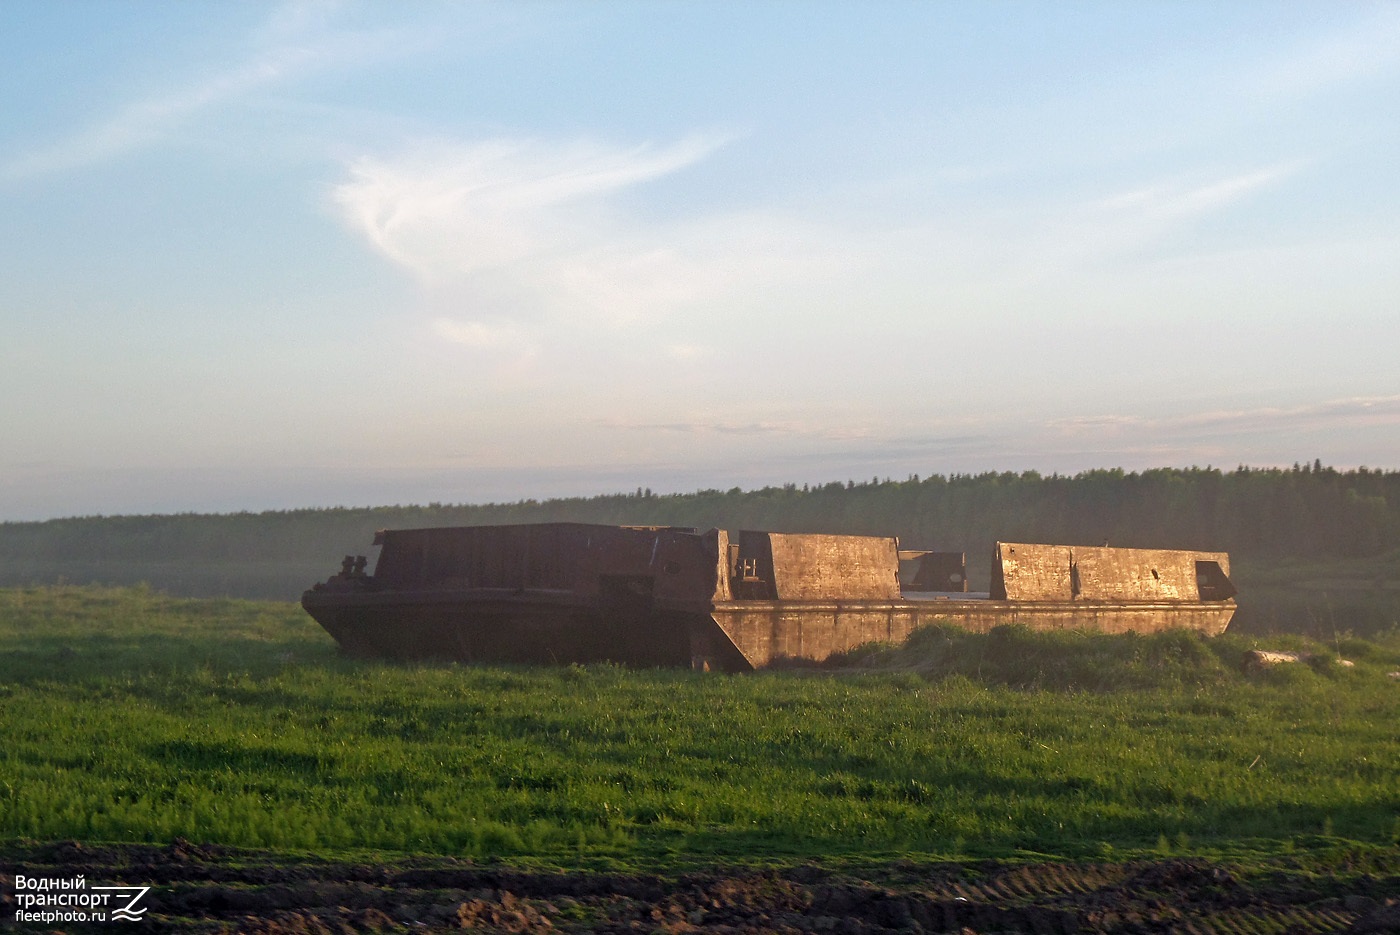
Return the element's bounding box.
[1,586,1397,871]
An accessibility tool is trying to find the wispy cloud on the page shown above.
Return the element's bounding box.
[430,317,531,351]
[258,0,347,45]
[633,395,1400,482]
[967,161,1311,283]
[333,135,727,280]
[4,49,320,182]
[876,160,1312,304]
[331,133,862,338]
[1,5,423,183]
[1099,163,1303,224]
[1048,395,1400,440]
[664,344,710,360]
[1246,5,1400,98]
[597,416,874,441]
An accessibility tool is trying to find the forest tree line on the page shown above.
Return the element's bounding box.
[2,463,1395,571]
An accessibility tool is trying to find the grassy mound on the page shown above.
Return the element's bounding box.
[819,622,1400,692]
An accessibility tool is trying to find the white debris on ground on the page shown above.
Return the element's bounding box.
[1243,650,1355,669]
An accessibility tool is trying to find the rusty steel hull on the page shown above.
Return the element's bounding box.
[707,598,1236,670]
[304,589,1235,672]
[302,524,1239,671]
[302,587,701,667]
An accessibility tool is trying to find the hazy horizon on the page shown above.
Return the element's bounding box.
[4,2,1398,522]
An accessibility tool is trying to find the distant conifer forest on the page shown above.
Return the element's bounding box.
[2,464,1397,636]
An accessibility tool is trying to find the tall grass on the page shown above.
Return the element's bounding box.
[1,586,1397,867]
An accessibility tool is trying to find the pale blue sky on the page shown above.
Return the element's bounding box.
[3,1,1398,521]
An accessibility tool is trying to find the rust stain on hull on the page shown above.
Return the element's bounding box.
[706,599,1234,670]
[301,524,1237,671]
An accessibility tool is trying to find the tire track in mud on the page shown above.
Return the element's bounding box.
[4,840,1398,933]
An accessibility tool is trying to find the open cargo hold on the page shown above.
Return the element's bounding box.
[302,523,1236,671]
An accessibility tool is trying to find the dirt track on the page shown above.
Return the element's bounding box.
[4,839,1399,933]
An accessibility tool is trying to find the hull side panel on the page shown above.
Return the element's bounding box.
[304,594,697,667]
[709,600,1236,669]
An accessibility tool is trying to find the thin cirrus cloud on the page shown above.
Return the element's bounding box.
[595,416,874,442]
[1030,162,1308,276]
[1244,4,1400,98]
[1047,395,1400,439]
[645,396,1400,475]
[2,47,316,182]
[429,317,530,351]
[1,17,424,184]
[719,396,1400,480]
[331,135,728,279]
[330,133,858,337]
[890,161,1308,296]
[1098,163,1303,225]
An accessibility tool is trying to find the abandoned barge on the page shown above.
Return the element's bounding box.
[302,523,1237,671]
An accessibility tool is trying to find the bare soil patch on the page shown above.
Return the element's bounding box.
[5,839,1399,933]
